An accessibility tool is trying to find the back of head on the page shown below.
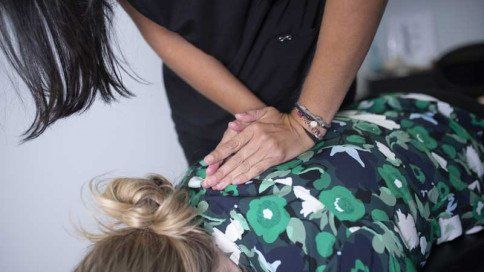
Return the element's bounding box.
[75,175,216,272]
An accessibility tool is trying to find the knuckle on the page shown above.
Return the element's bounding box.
[226,139,240,150]
[266,137,278,148]
[240,160,251,172]
[232,155,244,165]
[273,151,285,162]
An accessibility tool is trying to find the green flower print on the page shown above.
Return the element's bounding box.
[400,119,414,128]
[319,186,365,222]
[472,198,484,221]
[351,259,370,272]
[447,165,467,191]
[355,121,382,135]
[180,93,484,272]
[276,159,302,171]
[315,231,336,257]
[347,135,366,144]
[409,164,426,183]
[441,144,457,158]
[449,119,470,141]
[367,97,386,113]
[222,184,239,196]
[316,265,327,272]
[408,126,437,151]
[247,195,290,243]
[377,164,410,200]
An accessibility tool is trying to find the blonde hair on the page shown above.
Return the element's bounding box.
[75,175,217,272]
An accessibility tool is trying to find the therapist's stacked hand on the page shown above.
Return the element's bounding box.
[202,106,316,190]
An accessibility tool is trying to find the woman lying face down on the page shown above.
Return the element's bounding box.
[75,175,242,272]
[76,93,483,272]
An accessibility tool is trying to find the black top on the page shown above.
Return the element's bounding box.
[126,0,356,164]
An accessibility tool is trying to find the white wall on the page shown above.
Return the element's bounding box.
[0,6,187,272]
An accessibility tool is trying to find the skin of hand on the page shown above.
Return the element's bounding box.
[202,107,315,190]
[205,119,252,176]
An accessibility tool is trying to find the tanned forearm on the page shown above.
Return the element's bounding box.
[297,0,387,123]
[119,0,265,114]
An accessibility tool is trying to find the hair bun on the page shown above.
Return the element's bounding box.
[91,175,200,239]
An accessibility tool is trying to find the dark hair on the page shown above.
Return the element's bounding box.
[0,0,133,140]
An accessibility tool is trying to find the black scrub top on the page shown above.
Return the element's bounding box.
[126,0,356,164]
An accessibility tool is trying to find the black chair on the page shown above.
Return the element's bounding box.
[424,231,484,272]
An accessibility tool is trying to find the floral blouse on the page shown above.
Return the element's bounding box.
[179,93,484,272]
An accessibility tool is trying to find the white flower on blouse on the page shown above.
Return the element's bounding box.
[273,177,293,186]
[339,111,401,130]
[401,93,439,102]
[294,186,324,217]
[225,219,245,242]
[465,225,484,235]
[437,101,453,117]
[212,228,242,264]
[376,141,397,161]
[436,215,463,244]
[395,209,419,250]
[410,112,438,125]
[330,145,369,167]
[253,247,281,272]
[188,176,203,188]
[468,180,481,193]
[466,146,483,178]
[431,152,447,170]
[420,236,428,255]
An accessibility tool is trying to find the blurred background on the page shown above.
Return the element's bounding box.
[1,1,483,271]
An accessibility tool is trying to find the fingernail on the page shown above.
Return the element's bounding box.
[205,167,214,175]
[204,155,214,164]
[228,122,237,129]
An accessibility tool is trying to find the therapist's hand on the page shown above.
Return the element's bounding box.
[202,107,315,190]
[204,120,252,177]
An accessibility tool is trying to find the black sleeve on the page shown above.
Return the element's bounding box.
[125,0,169,29]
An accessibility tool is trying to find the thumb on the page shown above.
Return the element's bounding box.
[235,107,268,122]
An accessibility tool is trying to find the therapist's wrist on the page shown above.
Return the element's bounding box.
[288,109,320,147]
[290,107,327,143]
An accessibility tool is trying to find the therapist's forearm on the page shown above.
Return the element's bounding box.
[298,0,387,122]
[120,0,265,114]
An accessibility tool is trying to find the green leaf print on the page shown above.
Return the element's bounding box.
[351,259,370,272]
[315,231,336,258]
[286,218,308,253]
[408,126,438,151]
